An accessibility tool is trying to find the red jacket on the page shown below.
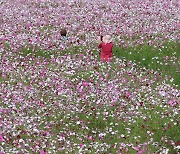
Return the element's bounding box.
[98,42,113,62]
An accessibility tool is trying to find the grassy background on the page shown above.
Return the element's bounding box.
[113,41,180,88]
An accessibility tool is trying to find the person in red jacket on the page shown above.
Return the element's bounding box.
[98,35,113,62]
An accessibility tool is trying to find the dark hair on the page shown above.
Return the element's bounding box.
[60,29,67,36]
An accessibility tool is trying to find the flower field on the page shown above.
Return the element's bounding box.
[0,0,180,153]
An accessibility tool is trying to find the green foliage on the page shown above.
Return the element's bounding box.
[18,46,58,58]
[113,41,180,88]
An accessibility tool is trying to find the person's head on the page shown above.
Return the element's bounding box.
[103,35,112,44]
[60,28,67,37]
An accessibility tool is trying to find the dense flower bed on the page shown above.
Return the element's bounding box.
[0,0,179,50]
[0,0,179,153]
[1,53,179,153]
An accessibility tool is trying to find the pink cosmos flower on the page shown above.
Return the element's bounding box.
[82,81,89,87]
[0,135,4,142]
[168,99,176,107]
[121,78,127,83]
[40,150,46,154]
[99,77,104,81]
[79,144,84,148]
[85,136,93,141]
[125,92,130,98]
